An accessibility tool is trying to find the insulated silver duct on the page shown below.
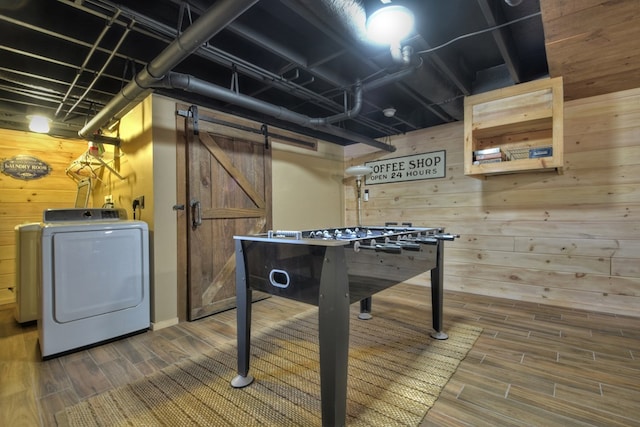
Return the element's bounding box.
[78,0,258,138]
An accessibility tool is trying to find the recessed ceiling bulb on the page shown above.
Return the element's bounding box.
[366,5,415,45]
[28,115,51,133]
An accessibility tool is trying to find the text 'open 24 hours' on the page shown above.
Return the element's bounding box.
[365,150,445,185]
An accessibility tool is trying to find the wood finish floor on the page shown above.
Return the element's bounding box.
[1,284,639,426]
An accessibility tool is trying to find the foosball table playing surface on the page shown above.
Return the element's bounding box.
[231,225,457,427]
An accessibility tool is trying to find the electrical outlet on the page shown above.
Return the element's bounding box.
[134,196,145,209]
[104,195,113,204]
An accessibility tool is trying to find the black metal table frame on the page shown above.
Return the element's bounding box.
[231,234,449,427]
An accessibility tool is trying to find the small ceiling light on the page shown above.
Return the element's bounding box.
[383,107,396,117]
[28,115,51,133]
[366,3,415,46]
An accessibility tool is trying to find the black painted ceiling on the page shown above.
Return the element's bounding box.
[0,0,548,146]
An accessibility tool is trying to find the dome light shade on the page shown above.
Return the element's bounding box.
[28,115,51,133]
[346,165,373,178]
[366,4,415,45]
[383,107,396,117]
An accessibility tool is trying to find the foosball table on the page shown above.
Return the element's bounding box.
[231,224,457,426]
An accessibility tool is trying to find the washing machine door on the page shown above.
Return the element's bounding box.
[51,227,146,323]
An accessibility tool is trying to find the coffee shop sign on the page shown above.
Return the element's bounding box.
[365,150,445,185]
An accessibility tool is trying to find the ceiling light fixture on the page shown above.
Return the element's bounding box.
[27,115,51,133]
[366,1,415,63]
[383,107,396,117]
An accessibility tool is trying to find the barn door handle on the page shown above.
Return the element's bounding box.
[190,199,202,228]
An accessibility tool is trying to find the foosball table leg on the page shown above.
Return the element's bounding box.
[430,239,449,340]
[358,297,372,320]
[232,240,255,389]
[318,246,350,427]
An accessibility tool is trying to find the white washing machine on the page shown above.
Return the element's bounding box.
[38,208,150,358]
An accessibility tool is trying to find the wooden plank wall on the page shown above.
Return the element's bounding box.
[344,87,640,317]
[541,0,640,101]
[0,129,87,303]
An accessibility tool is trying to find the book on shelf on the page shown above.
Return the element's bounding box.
[529,147,553,158]
[474,152,505,160]
[473,147,501,156]
[473,158,504,165]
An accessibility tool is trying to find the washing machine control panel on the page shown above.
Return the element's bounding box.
[43,208,127,222]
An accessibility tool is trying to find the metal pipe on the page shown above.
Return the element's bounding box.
[305,59,421,126]
[362,58,423,92]
[55,9,121,117]
[69,0,405,137]
[64,18,134,120]
[281,0,459,122]
[0,10,139,84]
[159,72,395,152]
[307,56,423,126]
[309,81,362,126]
[79,0,406,136]
[78,0,258,138]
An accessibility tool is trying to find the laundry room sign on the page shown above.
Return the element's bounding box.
[364,150,446,185]
[1,155,52,180]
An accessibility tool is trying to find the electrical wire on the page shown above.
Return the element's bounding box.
[132,199,140,219]
[355,12,542,93]
[416,11,542,55]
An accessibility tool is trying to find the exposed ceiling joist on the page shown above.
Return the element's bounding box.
[10,0,626,147]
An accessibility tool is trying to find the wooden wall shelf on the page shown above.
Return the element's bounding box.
[464,77,564,178]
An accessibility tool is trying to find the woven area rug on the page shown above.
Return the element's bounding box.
[56,306,481,426]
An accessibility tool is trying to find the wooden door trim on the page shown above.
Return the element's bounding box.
[176,106,190,322]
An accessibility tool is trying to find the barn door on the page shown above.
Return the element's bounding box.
[185,112,272,320]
